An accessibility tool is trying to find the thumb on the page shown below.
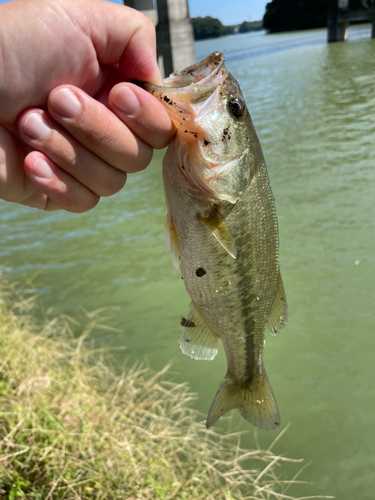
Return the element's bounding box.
[84,0,162,85]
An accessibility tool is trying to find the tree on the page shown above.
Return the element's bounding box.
[191,17,226,40]
[349,0,374,8]
[263,0,331,33]
[263,0,374,34]
[238,21,263,33]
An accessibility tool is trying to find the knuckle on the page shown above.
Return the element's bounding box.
[82,116,112,149]
[78,196,100,213]
[0,172,23,203]
[99,171,127,197]
[131,147,153,173]
[154,134,174,150]
[138,14,155,34]
[69,196,100,213]
[61,181,99,213]
[144,17,156,35]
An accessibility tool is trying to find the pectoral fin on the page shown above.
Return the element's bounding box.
[266,271,288,336]
[179,302,219,360]
[198,207,236,259]
[164,213,181,269]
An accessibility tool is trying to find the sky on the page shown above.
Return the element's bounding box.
[188,0,268,24]
[94,0,270,25]
[0,0,269,25]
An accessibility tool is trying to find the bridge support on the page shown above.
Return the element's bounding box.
[124,0,195,77]
[327,0,375,42]
[370,8,375,39]
[327,16,349,42]
[156,0,196,77]
[327,0,349,42]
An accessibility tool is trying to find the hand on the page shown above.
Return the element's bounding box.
[0,0,175,212]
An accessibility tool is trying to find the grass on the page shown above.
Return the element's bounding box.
[0,273,332,500]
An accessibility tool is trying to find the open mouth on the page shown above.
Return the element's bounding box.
[141,52,226,97]
[162,52,225,89]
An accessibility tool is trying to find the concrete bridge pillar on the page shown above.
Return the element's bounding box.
[124,0,196,77]
[155,0,196,77]
[327,0,349,42]
[327,18,349,42]
[370,7,375,39]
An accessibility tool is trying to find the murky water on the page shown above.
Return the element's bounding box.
[1,26,375,499]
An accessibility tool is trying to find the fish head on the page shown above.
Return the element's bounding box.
[144,52,255,203]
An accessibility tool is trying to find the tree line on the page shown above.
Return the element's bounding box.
[191,17,262,41]
[192,1,375,40]
[263,0,374,33]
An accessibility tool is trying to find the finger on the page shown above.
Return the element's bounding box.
[18,109,127,196]
[109,83,176,150]
[47,85,153,173]
[24,151,100,213]
[87,3,161,84]
[0,125,65,210]
[0,125,39,205]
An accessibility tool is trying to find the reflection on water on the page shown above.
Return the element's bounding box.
[1,26,375,500]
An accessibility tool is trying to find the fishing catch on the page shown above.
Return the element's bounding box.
[144,52,287,431]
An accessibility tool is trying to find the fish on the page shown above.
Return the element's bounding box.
[143,52,287,431]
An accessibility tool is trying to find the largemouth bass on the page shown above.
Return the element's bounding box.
[144,52,287,431]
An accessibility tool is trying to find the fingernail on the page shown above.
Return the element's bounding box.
[50,89,82,118]
[23,113,50,141]
[33,158,53,179]
[113,86,141,116]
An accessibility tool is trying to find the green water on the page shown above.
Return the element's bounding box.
[1,26,375,499]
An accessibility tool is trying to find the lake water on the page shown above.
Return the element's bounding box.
[1,25,375,499]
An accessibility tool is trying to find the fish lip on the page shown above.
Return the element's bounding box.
[171,51,225,82]
[143,52,226,93]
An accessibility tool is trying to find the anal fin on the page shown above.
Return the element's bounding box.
[206,369,280,431]
[164,213,181,269]
[266,270,288,336]
[179,302,219,361]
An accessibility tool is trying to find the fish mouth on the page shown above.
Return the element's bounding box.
[140,52,227,127]
[161,51,225,90]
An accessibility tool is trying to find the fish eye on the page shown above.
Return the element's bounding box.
[228,97,245,118]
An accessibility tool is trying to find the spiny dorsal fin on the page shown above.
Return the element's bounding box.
[164,213,181,269]
[266,270,288,336]
[179,302,219,360]
[198,207,236,259]
[206,370,280,431]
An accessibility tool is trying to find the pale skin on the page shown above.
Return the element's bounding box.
[0,0,175,212]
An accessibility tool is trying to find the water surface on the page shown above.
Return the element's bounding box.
[1,26,375,499]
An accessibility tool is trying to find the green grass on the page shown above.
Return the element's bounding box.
[0,273,332,499]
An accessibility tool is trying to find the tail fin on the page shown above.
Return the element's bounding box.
[206,370,280,431]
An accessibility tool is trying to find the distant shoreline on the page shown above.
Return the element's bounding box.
[192,16,263,41]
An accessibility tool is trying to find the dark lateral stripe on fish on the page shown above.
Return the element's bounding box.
[233,229,259,382]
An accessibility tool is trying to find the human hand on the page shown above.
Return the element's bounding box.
[0,0,175,212]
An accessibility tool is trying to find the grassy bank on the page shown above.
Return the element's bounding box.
[0,274,327,499]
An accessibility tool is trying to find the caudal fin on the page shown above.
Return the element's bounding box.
[206,370,280,431]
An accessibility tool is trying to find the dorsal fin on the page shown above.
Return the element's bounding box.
[179,302,219,360]
[266,270,288,336]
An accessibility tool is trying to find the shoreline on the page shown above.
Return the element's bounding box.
[0,274,322,499]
